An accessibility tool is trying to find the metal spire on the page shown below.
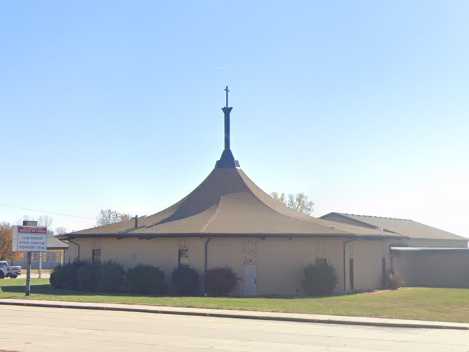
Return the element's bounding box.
[222,86,232,151]
[215,86,239,168]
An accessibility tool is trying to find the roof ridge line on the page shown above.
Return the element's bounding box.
[200,201,223,232]
[338,212,412,221]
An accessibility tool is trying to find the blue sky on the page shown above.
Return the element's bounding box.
[1,1,468,236]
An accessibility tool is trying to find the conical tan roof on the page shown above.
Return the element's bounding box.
[68,167,400,239]
[65,92,402,240]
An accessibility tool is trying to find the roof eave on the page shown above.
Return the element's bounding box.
[60,232,404,240]
[47,246,68,250]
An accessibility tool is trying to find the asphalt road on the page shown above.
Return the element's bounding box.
[0,306,468,352]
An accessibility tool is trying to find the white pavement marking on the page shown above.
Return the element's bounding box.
[0,305,468,352]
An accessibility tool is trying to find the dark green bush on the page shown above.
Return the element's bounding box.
[302,259,337,296]
[50,261,85,290]
[205,267,238,296]
[171,265,199,296]
[49,265,65,289]
[126,265,167,295]
[77,263,100,291]
[98,262,126,292]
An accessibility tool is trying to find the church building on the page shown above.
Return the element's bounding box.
[62,88,407,296]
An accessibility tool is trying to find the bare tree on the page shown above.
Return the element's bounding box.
[55,227,67,235]
[38,215,53,228]
[97,209,130,226]
[271,192,286,204]
[271,192,314,215]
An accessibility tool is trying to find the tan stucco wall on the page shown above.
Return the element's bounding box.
[344,239,391,292]
[65,236,390,296]
[255,238,345,296]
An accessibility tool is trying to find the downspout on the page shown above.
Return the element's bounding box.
[67,239,81,262]
[388,242,398,275]
[343,239,354,293]
[203,237,212,296]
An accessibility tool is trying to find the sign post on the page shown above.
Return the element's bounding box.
[13,221,48,296]
[26,252,32,296]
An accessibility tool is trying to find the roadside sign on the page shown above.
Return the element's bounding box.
[12,226,48,252]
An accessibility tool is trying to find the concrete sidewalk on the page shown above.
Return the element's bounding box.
[0,298,467,330]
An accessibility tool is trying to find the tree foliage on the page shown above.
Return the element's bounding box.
[97,209,130,226]
[0,223,22,261]
[271,192,314,215]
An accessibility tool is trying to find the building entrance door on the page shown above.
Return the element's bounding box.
[243,264,257,296]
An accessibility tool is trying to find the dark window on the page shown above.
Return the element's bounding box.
[349,258,354,291]
[92,249,101,264]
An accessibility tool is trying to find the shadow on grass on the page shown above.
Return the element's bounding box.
[0,284,134,297]
[1,283,374,300]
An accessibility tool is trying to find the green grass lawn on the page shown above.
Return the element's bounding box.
[1,279,469,323]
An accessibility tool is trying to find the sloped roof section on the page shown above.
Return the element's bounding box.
[47,234,68,249]
[64,168,401,239]
[321,212,466,241]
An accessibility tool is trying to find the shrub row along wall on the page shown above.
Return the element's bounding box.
[50,262,240,296]
[392,248,469,288]
[51,260,339,297]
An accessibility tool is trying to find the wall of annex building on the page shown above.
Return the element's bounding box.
[321,214,468,249]
[384,237,468,249]
[64,236,391,296]
[403,238,468,248]
[392,249,469,288]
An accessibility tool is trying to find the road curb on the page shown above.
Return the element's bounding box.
[0,300,467,330]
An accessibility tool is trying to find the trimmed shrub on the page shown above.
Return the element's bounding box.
[205,267,238,296]
[302,259,338,296]
[98,262,126,292]
[50,261,85,290]
[77,263,100,291]
[49,267,60,288]
[51,261,126,293]
[388,272,402,290]
[171,265,200,296]
[126,265,167,295]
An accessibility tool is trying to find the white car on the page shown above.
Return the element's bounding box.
[0,261,21,279]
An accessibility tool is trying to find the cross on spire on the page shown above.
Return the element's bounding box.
[224,86,230,108]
